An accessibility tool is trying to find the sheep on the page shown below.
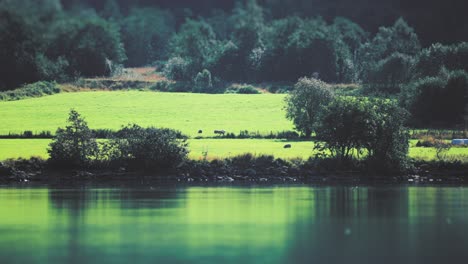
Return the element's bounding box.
[214,130,226,136]
[284,144,292,149]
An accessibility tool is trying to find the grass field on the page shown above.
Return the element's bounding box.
[1,139,467,162]
[0,91,291,137]
[1,91,467,163]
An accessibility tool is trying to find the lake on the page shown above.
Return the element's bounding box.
[0,184,467,264]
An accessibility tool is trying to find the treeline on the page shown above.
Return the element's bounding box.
[1,0,467,128]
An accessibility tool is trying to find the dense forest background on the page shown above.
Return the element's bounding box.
[1,0,467,128]
[66,0,468,45]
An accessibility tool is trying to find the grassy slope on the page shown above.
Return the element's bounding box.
[1,139,467,162]
[0,91,291,137]
[1,91,467,162]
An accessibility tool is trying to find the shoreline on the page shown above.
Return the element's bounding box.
[2,167,467,185]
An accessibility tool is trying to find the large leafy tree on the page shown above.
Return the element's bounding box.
[0,10,40,90]
[48,17,126,77]
[285,77,334,138]
[316,97,409,172]
[121,7,175,67]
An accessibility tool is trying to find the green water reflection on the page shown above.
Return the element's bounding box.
[0,185,467,264]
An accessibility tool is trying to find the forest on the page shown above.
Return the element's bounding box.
[0,0,467,177]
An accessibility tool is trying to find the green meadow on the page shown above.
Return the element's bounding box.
[0,138,467,162]
[0,91,467,162]
[0,91,291,137]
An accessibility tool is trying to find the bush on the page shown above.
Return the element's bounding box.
[237,85,260,94]
[149,80,171,92]
[48,110,99,168]
[0,81,60,101]
[193,69,214,93]
[109,124,189,170]
[163,57,192,81]
[315,97,410,172]
[285,77,334,137]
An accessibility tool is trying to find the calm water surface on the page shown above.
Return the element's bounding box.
[0,184,467,264]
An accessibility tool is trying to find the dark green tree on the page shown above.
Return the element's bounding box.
[358,18,421,81]
[400,70,468,127]
[0,10,40,90]
[193,69,214,93]
[285,77,334,138]
[48,109,98,167]
[316,97,409,172]
[49,17,126,77]
[121,8,175,66]
[365,52,415,94]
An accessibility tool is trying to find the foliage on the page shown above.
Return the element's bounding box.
[193,69,214,93]
[237,85,260,94]
[0,10,40,90]
[168,19,218,77]
[400,70,467,127]
[120,7,175,67]
[364,52,415,94]
[48,17,126,77]
[358,18,421,81]
[285,78,334,137]
[109,124,188,170]
[48,109,98,167]
[163,57,192,81]
[0,81,60,101]
[315,97,409,172]
[414,42,468,78]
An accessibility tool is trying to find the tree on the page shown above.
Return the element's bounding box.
[48,110,98,167]
[0,10,40,90]
[163,57,192,81]
[315,97,409,172]
[364,52,415,94]
[414,42,468,78]
[193,69,214,93]
[285,77,334,137]
[169,19,217,71]
[358,18,421,81]
[48,17,126,77]
[121,7,175,66]
[400,70,468,127]
[331,17,368,54]
[285,18,340,82]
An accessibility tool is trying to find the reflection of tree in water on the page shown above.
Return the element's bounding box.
[47,184,186,264]
[283,186,414,264]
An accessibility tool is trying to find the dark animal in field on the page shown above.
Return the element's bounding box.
[198,130,203,134]
[284,144,292,149]
[214,130,226,136]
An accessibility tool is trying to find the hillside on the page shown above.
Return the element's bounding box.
[0,91,291,137]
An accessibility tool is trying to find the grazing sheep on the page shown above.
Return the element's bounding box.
[214,130,226,136]
[284,144,292,149]
[198,130,203,134]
